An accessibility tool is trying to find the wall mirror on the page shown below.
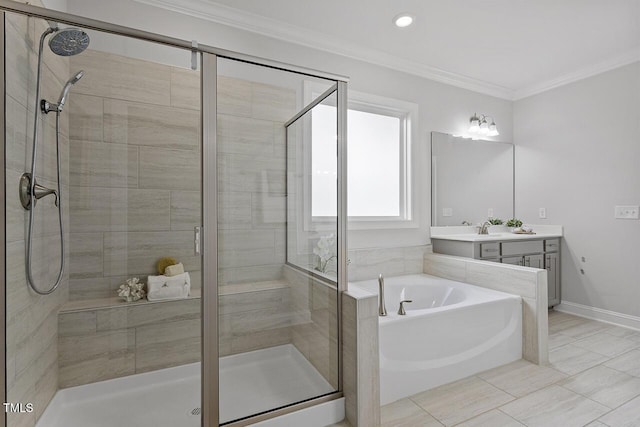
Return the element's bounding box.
[431,131,514,226]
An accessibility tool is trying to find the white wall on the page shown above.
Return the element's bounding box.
[42,0,67,12]
[63,0,513,249]
[514,62,640,317]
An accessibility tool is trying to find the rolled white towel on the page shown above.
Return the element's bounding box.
[164,262,184,277]
[147,272,191,299]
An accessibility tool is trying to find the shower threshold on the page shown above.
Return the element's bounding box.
[36,344,334,427]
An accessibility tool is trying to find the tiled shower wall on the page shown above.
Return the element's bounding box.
[66,49,202,300]
[216,72,295,286]
[5,9,71,427]
[216,69,298,355]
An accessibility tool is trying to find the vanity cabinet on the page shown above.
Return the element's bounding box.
[432,236,561,307]
[502,254,544,269]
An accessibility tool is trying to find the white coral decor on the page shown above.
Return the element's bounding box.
[313,233,336,273]
[118,277,146,302]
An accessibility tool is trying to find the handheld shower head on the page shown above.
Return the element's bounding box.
[69,70,85,85]
[56,70,85,112]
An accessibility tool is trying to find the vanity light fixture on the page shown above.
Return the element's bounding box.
[468,113,499,137]
[394,13,414,28]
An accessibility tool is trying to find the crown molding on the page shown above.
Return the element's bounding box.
[132,0,515,99]
[514,48,640,100]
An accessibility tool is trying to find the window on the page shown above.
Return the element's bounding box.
[308,88,417,228]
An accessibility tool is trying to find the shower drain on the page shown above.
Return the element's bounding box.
[190,407,202,416]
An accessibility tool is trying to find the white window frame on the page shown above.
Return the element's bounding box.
[302,82,419,231]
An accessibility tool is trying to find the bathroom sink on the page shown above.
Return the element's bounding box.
[431,233,514,242]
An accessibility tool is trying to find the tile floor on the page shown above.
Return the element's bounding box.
[331,310,640,426]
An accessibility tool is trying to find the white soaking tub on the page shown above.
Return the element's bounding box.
[351,274,522,405]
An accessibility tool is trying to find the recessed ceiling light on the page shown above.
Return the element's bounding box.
[393,13,414,28]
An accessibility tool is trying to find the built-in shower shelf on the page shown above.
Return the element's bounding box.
[59,289,202,314]
[59,279,292,314]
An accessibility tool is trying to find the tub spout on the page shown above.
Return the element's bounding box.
[378,274,387,316]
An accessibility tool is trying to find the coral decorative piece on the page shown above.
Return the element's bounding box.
[117,277,146,302]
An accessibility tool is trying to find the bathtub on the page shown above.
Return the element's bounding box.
[351,273,522,405]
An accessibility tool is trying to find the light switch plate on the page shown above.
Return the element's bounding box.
[615,205,639,219]
[539,208,547,219]
[488,208,494,217]
[443,208,453,217]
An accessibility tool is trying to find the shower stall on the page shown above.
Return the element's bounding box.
[1,1,348,426]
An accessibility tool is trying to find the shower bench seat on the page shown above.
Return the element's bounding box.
[56,280,292,388]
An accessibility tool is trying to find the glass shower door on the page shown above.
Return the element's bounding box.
[216,57,340,424]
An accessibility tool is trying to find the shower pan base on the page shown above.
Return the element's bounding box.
[36,344,337,427]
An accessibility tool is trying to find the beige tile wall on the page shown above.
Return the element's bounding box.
[57,298,201,388]
[219,281,292,356]
[58,279,294,387]
[284,266,339,389]
[67,50,202,301]
[423,253,549,364]
[216,75,295,286]
[5,10,71,427]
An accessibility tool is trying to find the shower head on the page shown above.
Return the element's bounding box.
[57,70,85,111]
[48,28,90,57]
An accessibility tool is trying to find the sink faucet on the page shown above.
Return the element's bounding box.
[478,221,491,235]
[378,274,387,316]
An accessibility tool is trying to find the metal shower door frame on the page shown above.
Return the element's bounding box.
[1,12,7,427]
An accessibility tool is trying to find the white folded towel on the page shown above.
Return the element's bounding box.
[147,272,191,301]
[147,286,186,301]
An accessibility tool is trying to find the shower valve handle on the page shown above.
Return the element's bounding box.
[20,173,58,209]
[33,182,59,207]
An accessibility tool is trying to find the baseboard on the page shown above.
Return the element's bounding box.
[555,301,640,331]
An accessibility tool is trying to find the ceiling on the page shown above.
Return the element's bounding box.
[135,0,640,100]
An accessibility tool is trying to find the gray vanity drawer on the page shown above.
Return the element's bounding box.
[480,243,500,258]
[545,239,560,252]
[501,240,543,256]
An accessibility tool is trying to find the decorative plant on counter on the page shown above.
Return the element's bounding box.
[488,218,503,225]
[117,277,146,302]
[506,218,523,228]
[314,233,337,274]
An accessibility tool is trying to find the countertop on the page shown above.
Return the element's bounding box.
[430,225,563,243]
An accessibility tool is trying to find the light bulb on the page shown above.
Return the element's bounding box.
[487,122,499,137]
[479,120,489,135]
[468,114,480,133]
[394,14,414,28]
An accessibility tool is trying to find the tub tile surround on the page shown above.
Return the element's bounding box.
[5,9,71,427]
[348,245,430,282]
[342,287,381,427]
[376,313,640,427]
[424,253,548,364]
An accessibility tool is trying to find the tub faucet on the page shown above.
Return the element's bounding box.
[398,300,413,315]
[378,274,387,316]
[478,221,491,235]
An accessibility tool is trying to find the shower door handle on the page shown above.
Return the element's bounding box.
[194,226,201,255]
